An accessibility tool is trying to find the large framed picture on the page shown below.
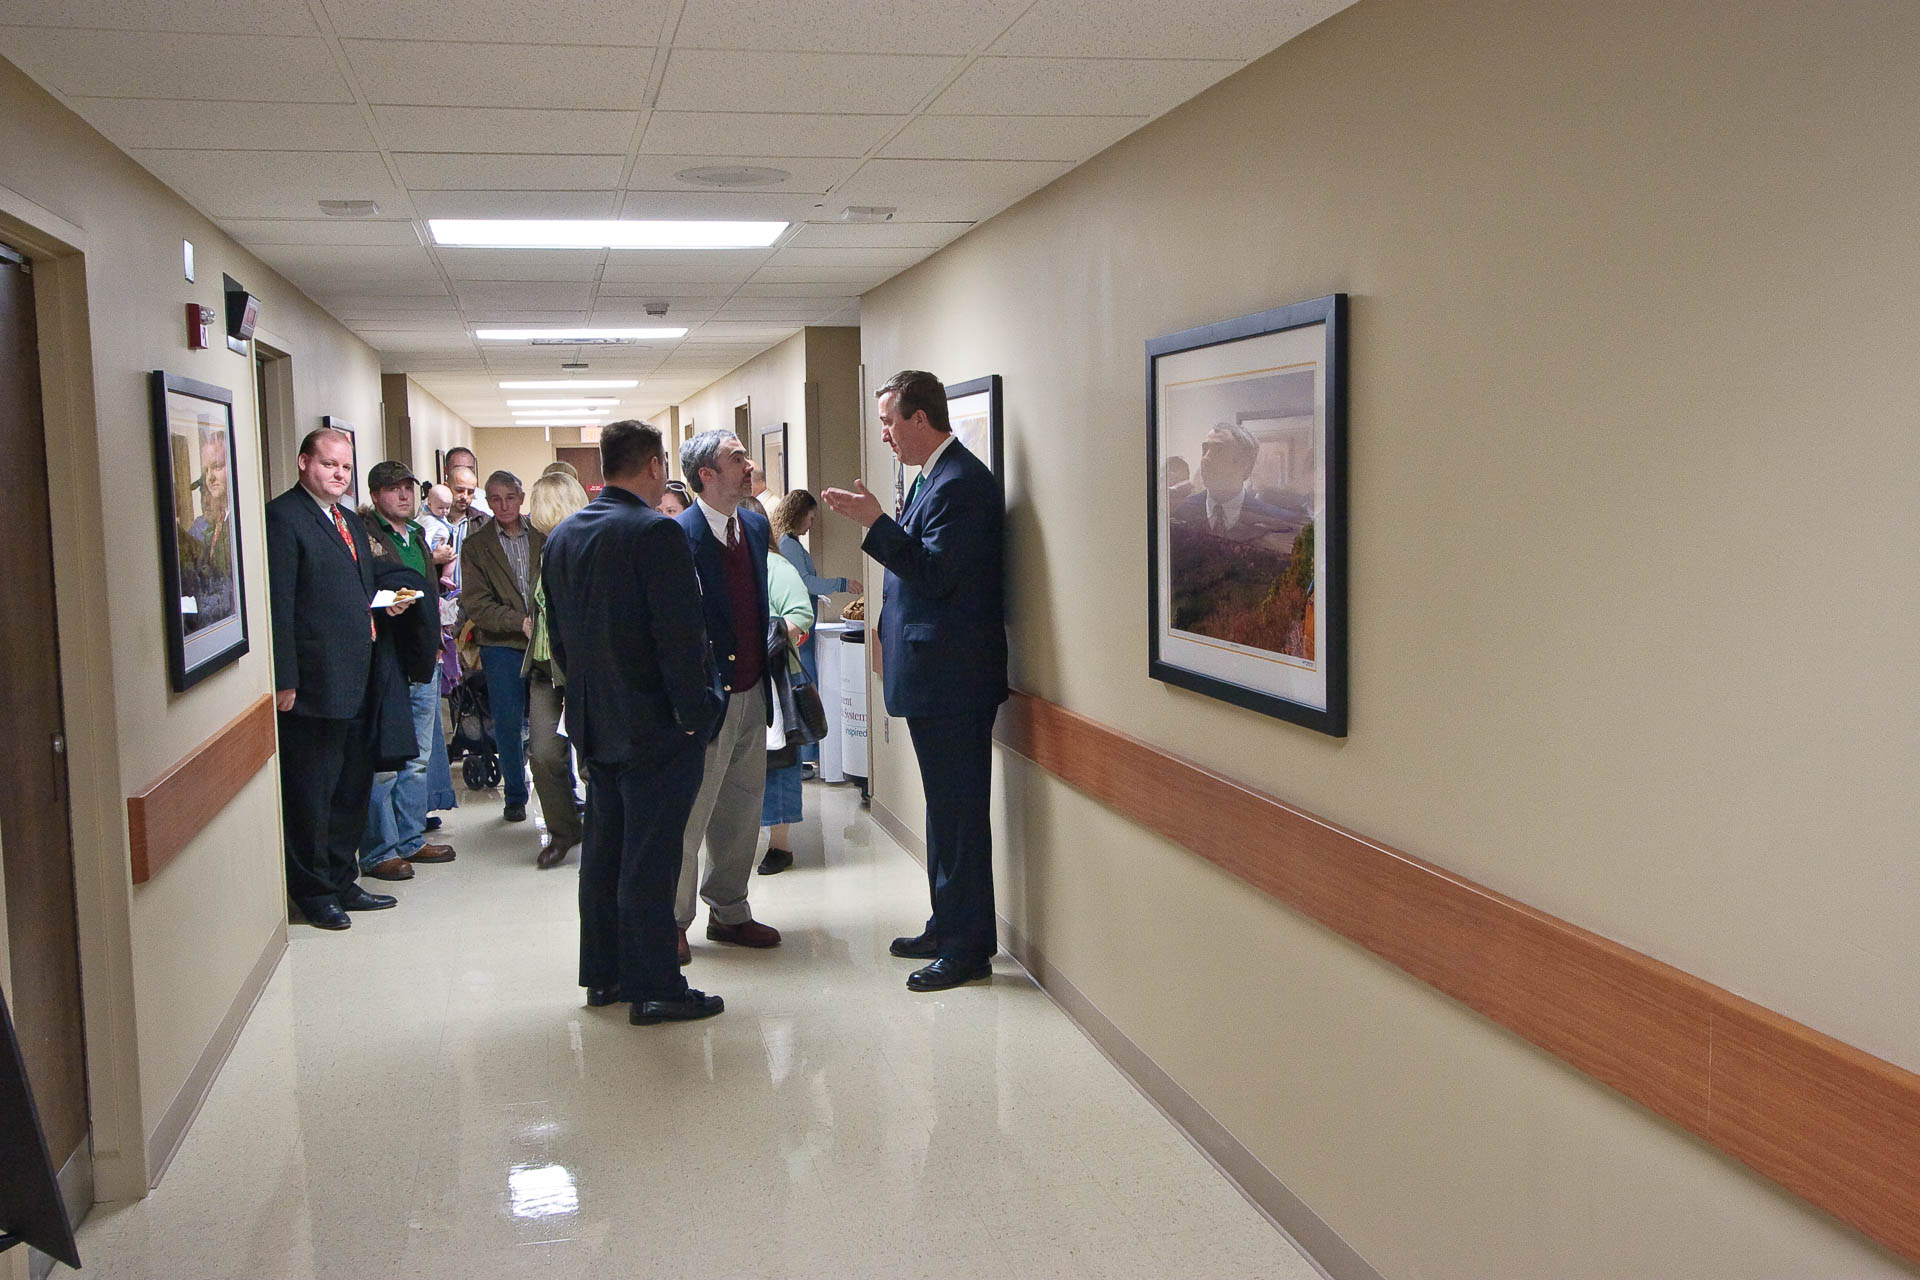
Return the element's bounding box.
[946,374,1003,478]
[1147,295,1347,736]
[758,422,788,496]
[149,371,249,692]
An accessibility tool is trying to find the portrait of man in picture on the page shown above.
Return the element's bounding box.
[181,422,237,634]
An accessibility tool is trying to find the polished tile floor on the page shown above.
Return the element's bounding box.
[74,779,1318,1279]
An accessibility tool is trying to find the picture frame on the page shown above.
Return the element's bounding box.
[149,371,250,692]
[321,415,357,503]
[946,374,1003,478]
[434,447,447,484]
[1146,295,1348,736]
[758,421,789,496]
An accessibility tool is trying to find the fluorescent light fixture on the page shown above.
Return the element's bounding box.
[498,380,638,390]
[505,398,620,407]
[431,219,785,249]
[474,327,686,342]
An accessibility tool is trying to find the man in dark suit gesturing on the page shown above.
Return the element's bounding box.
[822,370,1009,991]
[266,427,417,930]
[542,421,727,1024]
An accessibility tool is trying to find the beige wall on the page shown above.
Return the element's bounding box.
[469,425,577,494]
[0,54,383,1197]
[390,375,475,483]
[671,329,808,489]
[859,0,1920,1275]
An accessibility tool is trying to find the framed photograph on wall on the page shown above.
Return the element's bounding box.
[321,415,358,503]
[758,422,788,496]
[1146,295,1348,736]
[946,374,1003,478]
[149,371,250,692]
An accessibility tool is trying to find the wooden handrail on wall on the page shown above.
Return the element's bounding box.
[994,691,1920,1265]
[127,694,277,884]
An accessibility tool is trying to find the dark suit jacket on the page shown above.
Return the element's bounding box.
[460,518,543,648]
[862,438,1009,718]
[676,502,773,714]
[542,486,722,764]
[266,486,377,720]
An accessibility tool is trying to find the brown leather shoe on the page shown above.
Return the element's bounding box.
[366,857,414,881]
[676,927,691,966]
[706,918,781,948]
[535,839,574,870]
[410,843,456,864]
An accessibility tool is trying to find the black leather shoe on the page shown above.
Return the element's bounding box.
[756,847,793,875]
[585,986,623,1008]
[339,887,397,912]
[503,803,527,822]
[307,904,351,931]
[424,815,443,831]
[907,957,992,992]
[631,989,724,1025]
[889,931,938,959]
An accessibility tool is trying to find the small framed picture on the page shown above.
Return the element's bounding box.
[759,422,788,496]
[1147,295,1348,736]
[150,371,250,691]
[945,374,1003,478]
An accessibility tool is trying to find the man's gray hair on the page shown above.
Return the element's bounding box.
[680,429,737,494]
[484,468,523,495]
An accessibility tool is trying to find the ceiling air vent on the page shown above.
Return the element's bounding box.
[840,206,896,223]
[674,165,791,188]
[318,200,380,218]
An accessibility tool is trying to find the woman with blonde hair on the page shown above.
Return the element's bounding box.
[523,470,589,868]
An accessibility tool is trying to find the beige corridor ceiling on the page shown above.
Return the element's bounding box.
[0,0,1354,425]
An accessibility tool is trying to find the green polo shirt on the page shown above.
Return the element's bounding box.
[376,515,429,579]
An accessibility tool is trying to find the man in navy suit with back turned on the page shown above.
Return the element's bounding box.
[542,420,726,1024]
[266,426,418,930]
[822,369,1009,991]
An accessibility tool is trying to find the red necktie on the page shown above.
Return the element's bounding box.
[331,505,375,639]
[726,515,737,548]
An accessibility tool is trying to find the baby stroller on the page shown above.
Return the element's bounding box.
[448,666,500,790]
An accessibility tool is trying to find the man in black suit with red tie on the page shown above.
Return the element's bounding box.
[542,421,727,1024]
[266,427,418,931]
[822,369,1009,991]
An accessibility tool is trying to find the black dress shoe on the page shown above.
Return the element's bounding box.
[424,815,443,832]
[889,931,938,959]
[631,989,724,1025]
[339,887,397,912]
[585,986,623,1007]
[906,957,992,992]
[503,803,527,822]
[756,847,793,875]
[307,904,351,931]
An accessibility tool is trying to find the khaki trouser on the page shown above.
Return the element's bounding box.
[675,684,768,928]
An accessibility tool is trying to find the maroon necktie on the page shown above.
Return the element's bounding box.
[726,515,737,548]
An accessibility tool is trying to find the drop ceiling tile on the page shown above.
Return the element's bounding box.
[412,189,619,219]
[436,248,606,281]
[673,0,1027,54]
[379,354,482,372]
[1,0,316,31]
[323,0,671,42]
[456,281,597,309]
[599,249,775,283]
[829,157,1071,222]
[341,315,465,332]
[225,219,422,247]
[625,155,861,196]
[131,148,401,218]
[747,266,898,286]
[372,106,641,154]
[589,306,719,325]
[316,295,460,314]
[639,111,903,158]
[306,278,451,297]
[786,221,972,249]
[344,40,655,109]
[67,99,374,151]
[616,189,820,221]
[927,56,1240,117]
[989,0,1353,59]
[458,310,593,324]
[0,28,350,100]
[395,152,626,191]
[354,330,481,351]
[656,49,956,114]
[254,243,441,279]
[766,244,931,268]
[880,114,1147,162]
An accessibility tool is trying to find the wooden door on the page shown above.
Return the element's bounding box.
[555,445,603,496]
[0,241,89,1187]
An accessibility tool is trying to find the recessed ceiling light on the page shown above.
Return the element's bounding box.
[498,380,638,389]
[431,220,785,249]
[505,398,620,407]
[475,328,687,344]
[675,165,791,188]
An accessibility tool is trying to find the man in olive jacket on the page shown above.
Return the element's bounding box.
[460,470,543,822]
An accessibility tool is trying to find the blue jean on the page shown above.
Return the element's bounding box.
[480,644,530,805]
[762,763,803,826]
[424,689,457,812]
[360,679,440,869]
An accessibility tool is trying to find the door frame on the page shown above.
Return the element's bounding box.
[0,183,146,1206]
